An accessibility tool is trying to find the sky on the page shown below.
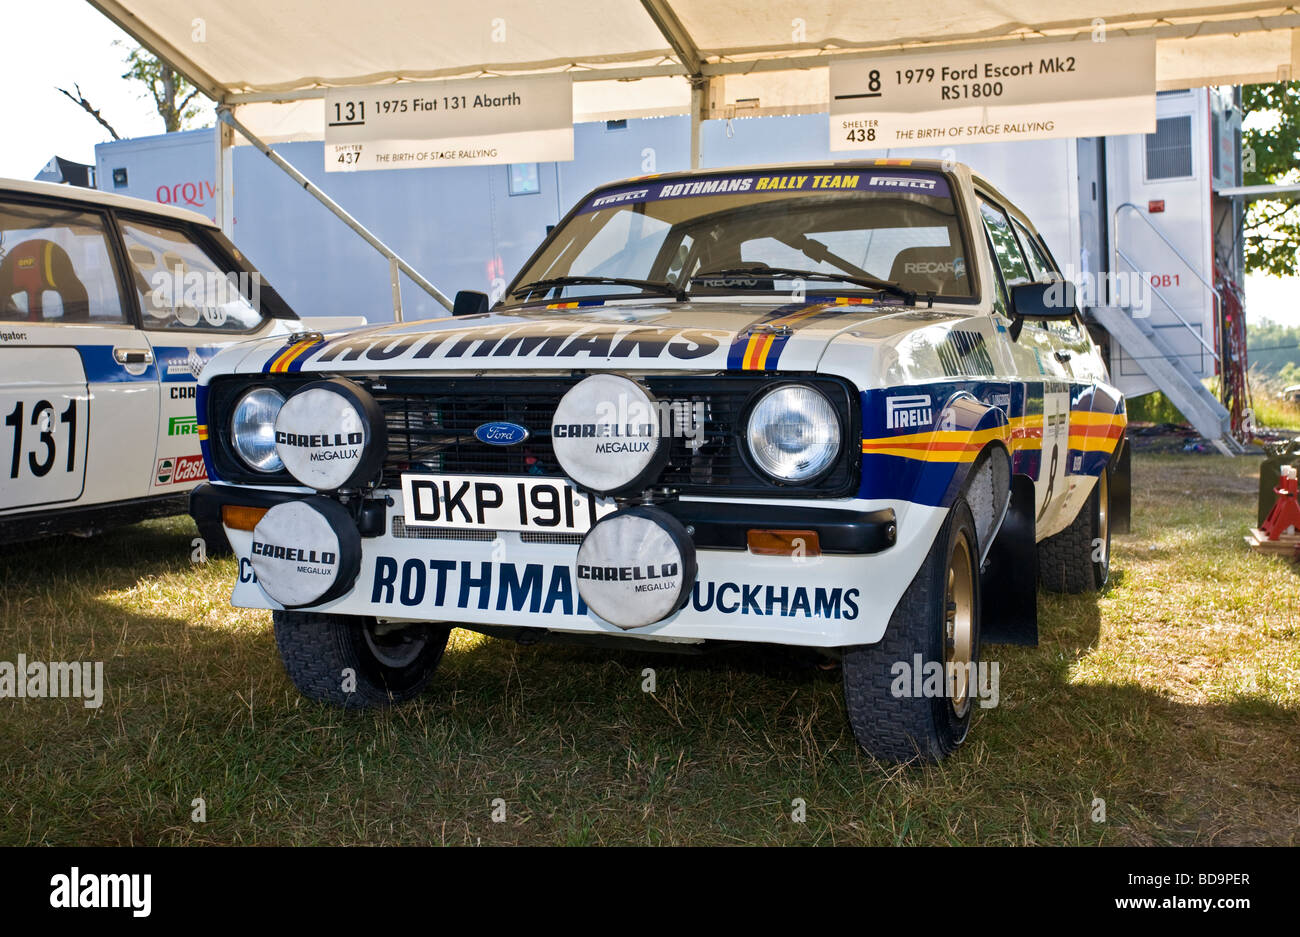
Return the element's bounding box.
[1,0,1299,331]
[0,0,209,178]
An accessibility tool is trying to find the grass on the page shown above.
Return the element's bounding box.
[1128,380,1300,433]
[1,452,1297,846]
[1251,393,1300,434]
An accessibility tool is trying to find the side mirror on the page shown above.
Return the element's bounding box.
[452,290,490,317]
[1008,280,1077,341]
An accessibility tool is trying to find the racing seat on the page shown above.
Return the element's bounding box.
[692,241,775,291]
[889,246,965,298]
[0,239,91,322]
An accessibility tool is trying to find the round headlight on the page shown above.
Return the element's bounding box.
[745,385,841,483]
[230,387,285,472]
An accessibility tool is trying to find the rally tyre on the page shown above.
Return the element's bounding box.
[841,499,981,764]
[1037,467,1110,594]
[272,611,450,708]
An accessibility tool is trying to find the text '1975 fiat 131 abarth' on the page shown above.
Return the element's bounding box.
[190,159,1129,763]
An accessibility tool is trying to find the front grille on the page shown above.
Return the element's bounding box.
[371,376,743,489]
[519,531,585,544]
[391,517,498,540]
[207,373,860,498]
[366,375,856,496]
[389,517,582,544]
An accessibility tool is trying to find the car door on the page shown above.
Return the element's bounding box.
[0,197,157,516]
[976,195,1072,534]
[114,215,282,497]
[1011,217,1107,385]
[1009,214,1113,533]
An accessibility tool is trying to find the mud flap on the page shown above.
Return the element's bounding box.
[1109,436,1131,535]
[980,474,1038,646]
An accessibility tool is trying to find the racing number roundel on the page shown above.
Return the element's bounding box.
[550,374,669,496]
[274,379,386,491]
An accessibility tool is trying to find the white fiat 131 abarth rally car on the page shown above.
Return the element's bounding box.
[0,179,360,546]
[191,159,1130,763]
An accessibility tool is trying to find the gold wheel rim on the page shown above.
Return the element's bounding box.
[944,532,975,717]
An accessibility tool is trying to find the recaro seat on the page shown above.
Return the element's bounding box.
[0,239,91,322]
[889,246,966,298]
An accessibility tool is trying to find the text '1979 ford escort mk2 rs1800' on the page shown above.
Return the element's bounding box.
[191,159,1130,763]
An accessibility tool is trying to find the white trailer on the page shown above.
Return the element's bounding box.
[844,87,1245,448]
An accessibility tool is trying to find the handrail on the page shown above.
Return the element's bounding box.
[1115,245,1221,362]
[1114,203,1219,296]
[1113,201,1221,363]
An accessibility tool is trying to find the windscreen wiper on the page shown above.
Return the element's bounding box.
[688,266,916,305]
[509,275,684,301]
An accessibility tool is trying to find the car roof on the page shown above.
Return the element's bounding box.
[969,173,1042,231]
[0,177,215,228]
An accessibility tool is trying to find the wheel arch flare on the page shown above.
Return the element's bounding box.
[859,386,1013,553]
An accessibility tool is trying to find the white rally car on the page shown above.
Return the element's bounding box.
[192,159,1130,763]
[0,179,358,545]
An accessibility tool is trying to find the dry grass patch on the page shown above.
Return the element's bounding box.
[0,451,1295,845]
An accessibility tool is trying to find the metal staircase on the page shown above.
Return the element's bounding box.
[1089,305,1244,455]
[1096,202,1246,455]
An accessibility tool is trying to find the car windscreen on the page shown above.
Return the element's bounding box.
[504,169,972,305]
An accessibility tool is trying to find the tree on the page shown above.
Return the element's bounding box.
[55,84,120,140]
[119,44,205,133]
[57,45,206,138]
[1242,82,1300,276]
[1246,319,1300,375]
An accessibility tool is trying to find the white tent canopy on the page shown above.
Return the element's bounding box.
[91,0,1300,137]
[84,0,1300,315]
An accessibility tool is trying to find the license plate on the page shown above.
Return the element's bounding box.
[400,474,616,533]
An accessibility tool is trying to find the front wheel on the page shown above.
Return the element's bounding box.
[272,611,450,708]
[841,498,982,764]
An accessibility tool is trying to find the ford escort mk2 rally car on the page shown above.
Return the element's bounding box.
[191,159,1129,763]
[0,178,362,545]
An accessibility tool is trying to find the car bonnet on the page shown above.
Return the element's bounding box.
[199,297,944,380]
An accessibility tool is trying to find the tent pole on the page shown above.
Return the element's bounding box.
[389,257,403,320]
[215,105,453,318]
[639,0,707,170]
[690,84,703,169]
[213,116,234,237]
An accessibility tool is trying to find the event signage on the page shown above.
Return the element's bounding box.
[830,37,1156,150]
[325,74,573,171]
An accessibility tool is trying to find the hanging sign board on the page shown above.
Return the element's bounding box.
[325,74,573,171]
[830,36,1155,150]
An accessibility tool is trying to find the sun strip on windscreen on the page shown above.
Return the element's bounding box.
[576,170,951,216]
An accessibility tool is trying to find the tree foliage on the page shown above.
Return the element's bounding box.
[58,45,207,138]
[1242,82,1300,276]
[1247,319,1300,376]
[120,45,205,132]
